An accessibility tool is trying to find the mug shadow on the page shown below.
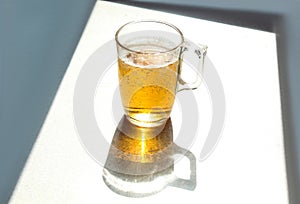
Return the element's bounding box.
[102,115,196,197]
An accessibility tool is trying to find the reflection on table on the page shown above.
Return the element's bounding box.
[103,115,196,197]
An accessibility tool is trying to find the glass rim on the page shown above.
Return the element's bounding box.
[115,20,185,54]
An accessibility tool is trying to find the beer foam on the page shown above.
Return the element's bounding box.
[121,52,177,68]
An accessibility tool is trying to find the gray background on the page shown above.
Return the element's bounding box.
[0,0,299,203]
[0,0,95,202]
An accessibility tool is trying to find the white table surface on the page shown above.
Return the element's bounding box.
[10,1,288,203]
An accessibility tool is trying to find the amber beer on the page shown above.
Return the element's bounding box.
[118,52,179,127]
[115,21,206,127]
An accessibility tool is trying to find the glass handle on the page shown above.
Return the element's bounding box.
[177,42,208,92]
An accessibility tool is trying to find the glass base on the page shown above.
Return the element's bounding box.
[126,115,168,127]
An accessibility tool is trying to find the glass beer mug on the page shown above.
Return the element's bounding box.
[116,20,207,127]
